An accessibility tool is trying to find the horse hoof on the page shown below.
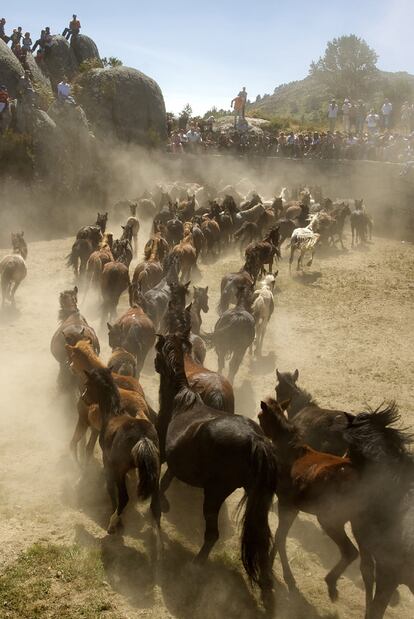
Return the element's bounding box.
[325,578,338,602]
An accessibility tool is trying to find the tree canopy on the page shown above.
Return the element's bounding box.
[310,35,378,98]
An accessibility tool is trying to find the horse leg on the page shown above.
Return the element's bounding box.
[85,428,99,461]
[271,504,299,590]
[70,417,89,463]
[351,225,355,247]
[10,280,21,306]
[133,233,138,257]
[297,251,302,272]
[107,472,129,534]
[217,349,225,375]
[228,346,247,384]
[317,516,359,601]
[159,467,174,513]
[369,566,399,619]
[1,276,8,307]
[307,250,314,267]
[360,545,375,619]
[195,485,231,563]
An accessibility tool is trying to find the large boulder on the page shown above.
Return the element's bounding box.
[71,35,101,66]
[0,39,23,97]
[43,35,78,86]
[76,66,167,145]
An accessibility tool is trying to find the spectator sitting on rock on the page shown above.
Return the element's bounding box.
[10,26,23,49]
[62,14,81,40]
[366,109,380,135]
[57,76,75,104]
[22,32,32,51]
[186,125,202,150]
[17,70,36,107]
[32,29,45,52]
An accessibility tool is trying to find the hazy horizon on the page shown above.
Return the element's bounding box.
[4,0,414,114]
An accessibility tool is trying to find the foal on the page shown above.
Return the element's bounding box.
[0,232,28,308]
[81,367,161,534]
[251,272,277,356]
[190,285,209,335]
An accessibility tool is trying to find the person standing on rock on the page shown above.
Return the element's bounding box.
[43,27,54,55]
[32,29,46,52]
[0,18,10,43]
[22,32,32,51]
[327,99,338,132]
[231,93,244,128]
[238,87,247,119]
[62,15,81,40]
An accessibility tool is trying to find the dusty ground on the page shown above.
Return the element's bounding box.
[0,229,413,619]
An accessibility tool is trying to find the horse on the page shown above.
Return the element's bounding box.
[154,332,278,607]
[343,404,414,619]
[144,230,170,264]
[81,367,161,534]
[0,232,27,308]
[170,233,197,282]
[234,222,261,255]
[125,203,140,257]
[76,212,108,240]
[258,398,359,601]
[101,261,130,324]
[326,202,351,249]
[132,237,164,293]
[50,287,100,389]
[107,297,156,377]
[201,217,221,256]
[251,273,277,356]
[166,216,184,246]
[177,194,195,222]
[190,286,209,335]
[289,213,321,273]
[210,285,255,383]
[190,221,205,258]
[275,369,354,455]
[82,235,114,299]
[236,202,265,224]
[107,347,137,376]
[218,254,260,315]
[276,218,297,254]
[112,238,133,268]
[66,339,152,461]
[140,260,179,330]
[245,226,280,277]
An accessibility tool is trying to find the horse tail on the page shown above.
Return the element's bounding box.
[131,435,160,500]
[240,437,277,590]
[66,244,77,268]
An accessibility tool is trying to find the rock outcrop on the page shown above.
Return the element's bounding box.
[75,65,166,145]
[0,39,23,97]
[71,35,101,66]
[43,35,78,86]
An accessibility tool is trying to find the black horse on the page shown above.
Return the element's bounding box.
[154,331,278,608]
[275,369,354,455]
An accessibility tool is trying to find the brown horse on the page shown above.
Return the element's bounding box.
[66,339,151,461]
[1,233,27,308]
[170,233,197,282]
[107,347,137,377]
[50,287,100,389]
[245,226,280,276]
[190,286,209,335]
[124,202,140,257]
[218,254,259,314]
[101,261,130,323]
[82,235,114,298]
[201,217,221,255]
[132,236,164,293]
[258,398,359,601]
[144,231,169,263]
[81,367,161,534]
[107,300,156,377]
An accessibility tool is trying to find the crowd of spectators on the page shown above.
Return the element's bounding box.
[167,96,414,164]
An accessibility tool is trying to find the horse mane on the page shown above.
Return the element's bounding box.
[149,237,160,261]
[87,368,121,416]
[345,402,413,470]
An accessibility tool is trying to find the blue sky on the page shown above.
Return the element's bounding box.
[4,1,414,114]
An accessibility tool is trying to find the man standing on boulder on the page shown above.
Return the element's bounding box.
[62,15,81,41]
[231,92,244,128]
[238,87,247,119]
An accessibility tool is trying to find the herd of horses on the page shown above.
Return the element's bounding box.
[1,182,411,619]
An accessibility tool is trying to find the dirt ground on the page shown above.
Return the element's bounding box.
[0,229,413,619]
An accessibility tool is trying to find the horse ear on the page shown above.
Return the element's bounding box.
[80,327,85,335]
[293,369,299,382]
[184,281,191,290]
[121,225,125,230]
[344,412,355,426]
[276,369,281,380]
[274,270,279,278]
[84,369,91,378]
[205,286,208,293]
[73,286,78,294]
[185,302,193,312]
[107,322,113,331]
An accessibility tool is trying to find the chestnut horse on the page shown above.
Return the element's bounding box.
[81,367,161,534]
[132,236,164,293]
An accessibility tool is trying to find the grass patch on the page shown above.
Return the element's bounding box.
[0,542,120,618]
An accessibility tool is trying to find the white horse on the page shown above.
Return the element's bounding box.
[289,213,321,273]
[251,272,277,356]
[125,203,140,257]
[0,233,27,308]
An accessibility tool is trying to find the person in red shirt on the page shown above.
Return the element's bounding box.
[62,14,81,40]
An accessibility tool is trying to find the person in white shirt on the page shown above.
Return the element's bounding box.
[342,98,352,133]
[381,98,393,129]
[327,99,338,131]
[186,126,202,151]
[57,77,71,99]
[366,109,380,134]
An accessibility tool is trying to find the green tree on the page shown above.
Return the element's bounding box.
[101,56,123,68]
[310,35,378,98]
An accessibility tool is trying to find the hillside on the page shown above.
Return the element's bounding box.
[246,70,414,126]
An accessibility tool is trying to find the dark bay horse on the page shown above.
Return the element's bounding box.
[275,369,353,455]
[101,261,130,324]
[155,332,278,607]
[258,398,359,601]
[190,286,209,335]
[218,254,259,315]
[81,367,161,534]
[245,226,281,276]
[211,286,255,383]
